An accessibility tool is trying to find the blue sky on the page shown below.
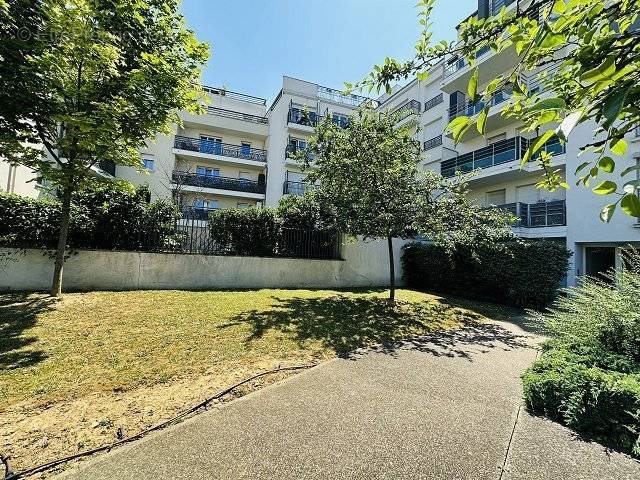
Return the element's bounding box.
[181,0,477,103]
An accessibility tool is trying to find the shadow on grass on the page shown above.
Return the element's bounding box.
[0,293,56,370]
[227,294,530,359]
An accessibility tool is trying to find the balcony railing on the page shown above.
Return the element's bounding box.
[172,171,266,195]
[202,86,266,106]
[496,200,566,228]
[285,144,316,162]
[424,135,443,151]
[449,89,512,121]
[97,159,116,176]
[391,100,421,122]
[206,106,268,124]
[424,93,444,112]
[283,181,307,196]
[288,108,322,127]
[181,207,219,221]
[441,135,565,177]
[317,85,375,107]
[174,136,267,162]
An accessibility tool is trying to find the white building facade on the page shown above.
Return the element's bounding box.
[2,0,638,284]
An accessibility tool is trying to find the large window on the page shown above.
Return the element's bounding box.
[142,157,155,171]
[200,135,222,155]
[196,166,220,177]
[193,198,218,210]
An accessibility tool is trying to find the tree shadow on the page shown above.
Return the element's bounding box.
[0,293,56,370]
[227,294,531,359]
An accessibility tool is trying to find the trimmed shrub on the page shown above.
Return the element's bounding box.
[0,184,181,251]
[208,207,280,256]
[522,346,640,457]
[401,240,571,309]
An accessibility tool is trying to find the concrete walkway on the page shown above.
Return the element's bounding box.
[60,319,639,480]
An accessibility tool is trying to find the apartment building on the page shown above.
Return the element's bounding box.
[2,0,637,284]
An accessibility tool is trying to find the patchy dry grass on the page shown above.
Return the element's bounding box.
[0,288,515,474]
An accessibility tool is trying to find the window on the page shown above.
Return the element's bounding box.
[241,142,251,156]
[200,135,222,155]
[332,113,349,128]
[142,157,155,171]
[289,137,307,153]
[486,189,506,206]
[193,198,218,210]
[238,171,251,182]
[237,202,250,209]
[196,166,219,177]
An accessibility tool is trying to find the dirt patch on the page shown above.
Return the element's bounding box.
[1,358,322,478]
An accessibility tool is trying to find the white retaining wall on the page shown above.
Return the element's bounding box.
[0,239,406,292]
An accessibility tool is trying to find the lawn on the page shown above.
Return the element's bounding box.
[0,288,515,473]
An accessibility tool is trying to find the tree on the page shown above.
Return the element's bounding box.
[349,0,640,222]
[302,109,513,303]
[0,0,209,296]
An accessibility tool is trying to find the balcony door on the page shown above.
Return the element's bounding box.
[200,135,222,155]
[585,247,616,282]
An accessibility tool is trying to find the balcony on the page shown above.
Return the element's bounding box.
[202,86,266,106]
[181,207,218,221]
[449,89,512,121]
[288,108,322,127]
[424,93,444,112]
[424,135,443,151]
[391,100,421,122]
[174,136,267,163]
[497,200,566,228]
[172,171,266,195]
[206,106,268,124]
[441,136,565,178]
[283,181,308,196]
[317,85,376,107]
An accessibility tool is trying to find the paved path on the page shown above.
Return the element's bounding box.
[60,319,639,479]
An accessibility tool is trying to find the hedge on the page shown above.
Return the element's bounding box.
[401,240,571,309]
[522,345,640,457]
[0,184,181,251]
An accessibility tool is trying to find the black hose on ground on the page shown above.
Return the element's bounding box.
[2,363,316,480]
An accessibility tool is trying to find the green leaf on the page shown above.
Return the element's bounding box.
[623,180,640,194]
[600,203,616,223]
[468,68,479,102]
[556,109,583,141]
[448,116,473,144]
[523,130,555,164]
[526,97,566,113]
[610,138,627,156]
[580,56,616,86]
[621,165,640,177]
[575,161,591,174]
[602,86,630,130]
[592,180,617,195]
[477,107,489,135]
[621,194,640,217]
[597,156,615,173]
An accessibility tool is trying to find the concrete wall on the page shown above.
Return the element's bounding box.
[0,238,406,292]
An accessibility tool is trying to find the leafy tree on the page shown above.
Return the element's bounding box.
[0,0,208,296]
[302,109,513,303]
[349,0,640,222]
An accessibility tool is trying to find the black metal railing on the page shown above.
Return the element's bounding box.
[424,135,443,151]
[285,144,316,162]
[283,181,308,196]
[173,136,267,162]
[495,200,566,228]
[287,108,322,127]
[424,93,444,112]
[391,100,421,122]
[202,86,267,105]
[97,159,116,176]
[172,171,266,195]
[181,207,218,221]
[206,106,268,124]
[441,135,565,177]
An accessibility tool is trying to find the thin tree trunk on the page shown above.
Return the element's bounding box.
[50,186,73,297]
[387,235,395,304]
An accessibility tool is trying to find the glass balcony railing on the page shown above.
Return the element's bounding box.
[449,89,512,121]
[441,135,565,177]
[495,200,566,228]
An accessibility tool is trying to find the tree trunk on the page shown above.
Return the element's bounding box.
[387,235,395,304]
[50,186,73,297]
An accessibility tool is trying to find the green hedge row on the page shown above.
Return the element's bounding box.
[0,184,180,251]
[401,240,571,309]
[523,344,640,457]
